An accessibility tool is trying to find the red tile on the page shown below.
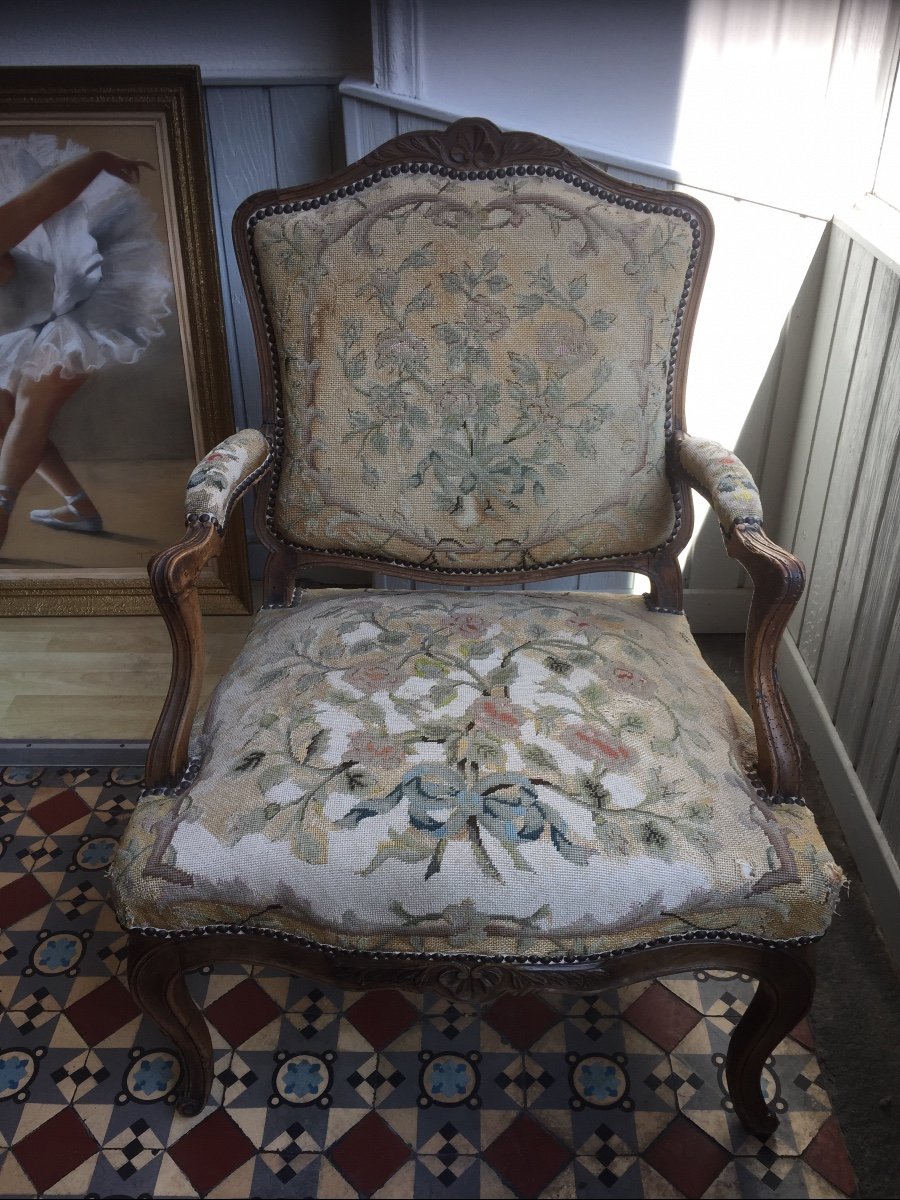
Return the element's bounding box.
[484,1112,570,1198]
[642,1114,730,1198]
[344,988,419,1050]
[622,981,701,1052]
[14,1106,98,1194]
[169,1108,255,1195]
[66,977,140,1045]
[329,1111,410,1194]
[802,1115,857,1196]
[206,977,282,1046]
[790,1016,816,1050]
[0,874,50,926]
[29,788,90,834]
[484,993,559,1050]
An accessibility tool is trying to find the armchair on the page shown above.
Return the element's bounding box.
[111,119,843,1137]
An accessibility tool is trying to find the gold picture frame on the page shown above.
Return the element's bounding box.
[0,66,250,614]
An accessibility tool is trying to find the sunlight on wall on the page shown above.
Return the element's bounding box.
[667,0,893,564]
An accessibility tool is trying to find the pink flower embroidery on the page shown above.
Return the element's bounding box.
[463,298,510,340]
[469,696,525,734]
[536,320,595,371]
[343,660,406,693]
[608,664,654,698]
[560,724,635,769]
[346,731,406,770]
[435,377,479,418]
[448,611,488,637]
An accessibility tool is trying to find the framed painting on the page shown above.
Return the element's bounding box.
[0,66,250,614]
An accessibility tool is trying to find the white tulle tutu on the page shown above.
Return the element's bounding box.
[0,134,173,392]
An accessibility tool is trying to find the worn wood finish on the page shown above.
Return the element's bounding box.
[144,521,224,790]
[727,524,806,798]
[675,442,805,798]
[127,929,814,1135]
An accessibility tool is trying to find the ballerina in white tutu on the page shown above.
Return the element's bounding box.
[0,134,173,551]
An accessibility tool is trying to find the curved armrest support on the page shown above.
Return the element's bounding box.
[678,435,763,530]
[726,523,805,798]
[145,522,221,790]
[146,429,272,790]
[185,428,272,530]
[675,435,804,798]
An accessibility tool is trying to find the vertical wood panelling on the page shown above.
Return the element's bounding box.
[797,260,898,675]
[777,227,851,548]
[342,96,399,161]
[205,87,280,431]
[270,86,337,188]
[855,596,900,814]
[815,305,900,714]
[787,241,876,642]
[834,434,900,761]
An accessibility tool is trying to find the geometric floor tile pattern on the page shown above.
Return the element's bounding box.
[0,765,857,1199]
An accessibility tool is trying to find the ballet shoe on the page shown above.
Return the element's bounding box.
[29,489,103,534]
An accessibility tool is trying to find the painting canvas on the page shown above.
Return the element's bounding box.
[0,67,249,613]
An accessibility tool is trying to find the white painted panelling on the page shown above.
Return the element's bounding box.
[203,84,341,575]
[0,0,372,80]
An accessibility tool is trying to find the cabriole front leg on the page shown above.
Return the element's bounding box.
[127,933,213,1116]
[726,945,815,1137]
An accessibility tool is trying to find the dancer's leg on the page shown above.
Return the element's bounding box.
[0,370,95,547]
[0,386,85,500]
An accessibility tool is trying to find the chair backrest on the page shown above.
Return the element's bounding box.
[235,119,711,581]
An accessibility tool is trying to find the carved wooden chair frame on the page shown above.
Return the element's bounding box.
[128,120,814,1136]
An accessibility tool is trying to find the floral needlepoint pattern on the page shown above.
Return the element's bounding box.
[679,436,763,529]
[0,764,857,1197]
[184,428,270,525]
[111,590,843,958]
[250,173,699,570]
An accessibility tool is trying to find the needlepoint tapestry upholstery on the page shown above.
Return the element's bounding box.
[249,174,697,571]
[111,591,842,957]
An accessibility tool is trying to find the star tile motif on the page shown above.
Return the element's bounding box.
[0,764,859,1199]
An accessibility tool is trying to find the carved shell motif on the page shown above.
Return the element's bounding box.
[325,956,609,1002]
[363,117,573,171]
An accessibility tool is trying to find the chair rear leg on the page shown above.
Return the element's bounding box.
[726,945,815,1138]
[127,933,213,1116]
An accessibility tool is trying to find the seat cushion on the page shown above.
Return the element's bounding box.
[112,590,842,958]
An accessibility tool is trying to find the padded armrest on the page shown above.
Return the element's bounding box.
[678,435,763,531]
[185,429,271,529]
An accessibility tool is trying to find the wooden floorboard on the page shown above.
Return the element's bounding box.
[0,614,252,740]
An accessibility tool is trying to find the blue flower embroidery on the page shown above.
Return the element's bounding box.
[0,1055,29,1092]
[37,936,79,971]
[132,1056,176,1096]
[430,1060,470,1097]
[283,1059,323,1099]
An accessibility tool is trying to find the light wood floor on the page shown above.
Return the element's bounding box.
[0,613,253,740]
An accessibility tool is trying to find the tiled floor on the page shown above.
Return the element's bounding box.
[0,765,856,1199]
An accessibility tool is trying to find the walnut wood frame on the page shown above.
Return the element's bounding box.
[134,120,816,1134]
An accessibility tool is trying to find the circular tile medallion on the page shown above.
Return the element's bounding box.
[272,1052,333,1107]
[31,932,84,975]
[569,1054,630,1109]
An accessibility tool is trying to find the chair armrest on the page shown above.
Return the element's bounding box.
[185,428,272,530]
[145,429,272,790]
[677,435,763,531]
[675,435,805,799]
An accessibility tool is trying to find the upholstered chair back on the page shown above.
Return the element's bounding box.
[238,122,708,576]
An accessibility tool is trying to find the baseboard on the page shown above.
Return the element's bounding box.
[0,740,148,766]
[778,635,900,968]
[683,588,751,634]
